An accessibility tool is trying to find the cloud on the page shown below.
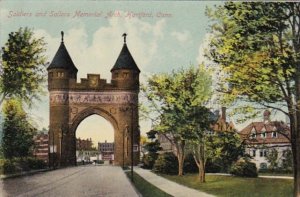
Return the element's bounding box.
[196,32,212,65]
[0,8,9,22]
[171,30,190,44]
[36,16,166,81]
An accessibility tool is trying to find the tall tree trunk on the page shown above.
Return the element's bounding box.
[178,153,184,176]
[294,139,300,197]
[294,66,300,197]
[198,159,206,183]
[193,142,206,183]
[176,140,185,176]
[199,143,205,183]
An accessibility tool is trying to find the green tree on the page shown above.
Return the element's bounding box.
[266,148,279,171]
[2,99,36,159]
[142,130,162,169]
[0,27,46,105]
[142,65,212,176]
[187,106,215,182]
[206,132,244,173]
[207,2,300,195]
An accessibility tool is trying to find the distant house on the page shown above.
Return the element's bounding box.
[98,140,114,161]
[33,133,49,163]
[77,138,93,150]
[240,110,291,170]
[76,138,98,162]
[157,133,173,153]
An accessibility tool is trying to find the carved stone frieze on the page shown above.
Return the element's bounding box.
[50,91,138,105]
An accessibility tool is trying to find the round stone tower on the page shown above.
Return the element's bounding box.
[47,31,78,90]
[47,31,78,167]
[111,33,140,90]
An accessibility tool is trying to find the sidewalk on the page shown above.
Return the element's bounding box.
[206,173,293,180]
[134,167,214,197]
[259,175,293,179]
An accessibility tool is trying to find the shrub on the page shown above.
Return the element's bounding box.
[153,152,178,175]
[142,153,158,169]
[0,157,46,175]
[205,159,222,173]
[230,159,258,177]
[26,158,46,169]
[2,160,17,174]
[184,153,198,173]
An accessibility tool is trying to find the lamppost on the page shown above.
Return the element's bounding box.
[130,103,139,182]
[123,125,129,169]
[131,104,134,182]
[58,132,62,166]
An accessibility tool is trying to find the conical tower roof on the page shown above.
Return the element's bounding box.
[111,33,140,72]
[47,31,78,72]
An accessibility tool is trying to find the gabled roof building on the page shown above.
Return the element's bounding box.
[240,110,291,170]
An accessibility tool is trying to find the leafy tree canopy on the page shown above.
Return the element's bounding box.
[207,2,298,119]
[2,99,36,159]
[0,27,47,106]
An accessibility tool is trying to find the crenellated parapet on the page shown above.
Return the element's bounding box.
[69,74,113,91]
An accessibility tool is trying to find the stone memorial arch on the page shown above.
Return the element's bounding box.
[47,32,140,167]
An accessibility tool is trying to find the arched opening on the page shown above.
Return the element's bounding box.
[75,114,115,165]
[69,107,119,165]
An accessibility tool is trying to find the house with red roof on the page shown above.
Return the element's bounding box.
[240,110,291,170]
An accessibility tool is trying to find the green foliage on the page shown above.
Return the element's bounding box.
[142,130,162,169]
[2,159,16,174]
[230,159,258,178]
[153,152,178,175]
[2,99,36,159]
[207,2,300,121]
[206,132,244,173]
[282,149,293,173]
[144,141,161,154]
[0,157,46,175]
[143,130,162,156]
[266,148,279,171]
[142,153,159,169]
[0,27,46,105]
[143,65,213,176]
[183,153,198,173]
[205,159,222,173]
[207,3,300,193]
[143,65,212,137]
[146,130,157,140]
[26,157,47,169]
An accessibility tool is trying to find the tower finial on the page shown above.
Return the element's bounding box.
[61,31,64,43]
[122,33,127,44]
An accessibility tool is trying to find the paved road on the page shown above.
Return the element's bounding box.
[0,165,139,197]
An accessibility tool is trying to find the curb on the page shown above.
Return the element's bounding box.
[0,168,53,180]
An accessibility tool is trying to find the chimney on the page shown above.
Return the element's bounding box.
[221,107,226,122]
[263,110,271,122]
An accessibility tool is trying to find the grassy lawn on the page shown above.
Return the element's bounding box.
[160,173,293,197]
[125,171,172,197]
